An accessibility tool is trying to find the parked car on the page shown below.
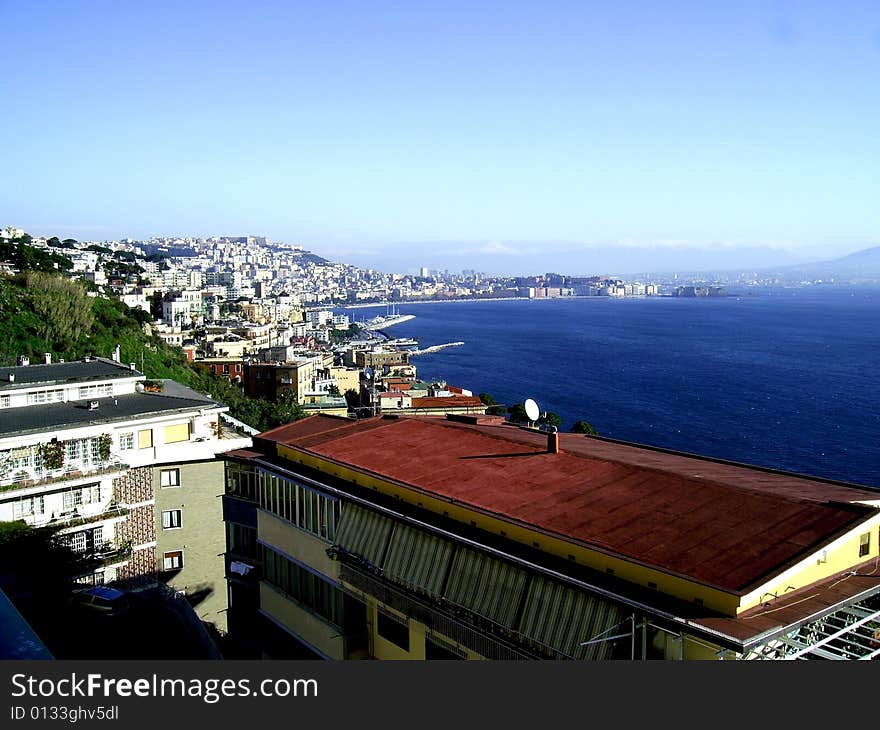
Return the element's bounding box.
[71,586,129,615]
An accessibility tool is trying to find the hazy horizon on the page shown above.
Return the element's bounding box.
[3,1,879,276]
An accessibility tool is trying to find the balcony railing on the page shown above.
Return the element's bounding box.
[48,504,130,530]
[0,459,129,494]
[94,542,133,566]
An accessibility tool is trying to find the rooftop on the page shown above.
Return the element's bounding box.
[0,357,142,391]
[0,392,225,439]
[258,415,880,595]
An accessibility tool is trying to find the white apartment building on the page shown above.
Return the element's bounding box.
[0,356,250,627]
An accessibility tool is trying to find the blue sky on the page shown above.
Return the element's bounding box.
[2,1,879,274]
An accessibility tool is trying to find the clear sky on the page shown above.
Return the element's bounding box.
[2,1,879,274]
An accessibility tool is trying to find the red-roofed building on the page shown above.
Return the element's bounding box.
[223,414,880,660]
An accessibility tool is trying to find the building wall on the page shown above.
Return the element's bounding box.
[329,367,360,396]
[154,459,229,633]
[738,512,880,613]
[113,466,156,585]
[259,581,346,659]
[257,509,340,581]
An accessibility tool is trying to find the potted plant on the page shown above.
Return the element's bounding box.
[97,434,112,462]
[40,441,65,471]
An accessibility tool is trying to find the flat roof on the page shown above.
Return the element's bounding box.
[0,357,142,391]
[691,558,880,648]
[258,415,879,594]
[0,392,225,438]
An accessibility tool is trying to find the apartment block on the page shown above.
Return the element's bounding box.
[223,414,880,660]
[0,356,251,632]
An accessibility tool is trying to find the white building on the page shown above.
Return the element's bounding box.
[0,357,250,602]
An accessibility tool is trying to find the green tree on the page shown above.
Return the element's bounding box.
[571,420,599,436]
[508,403,528,422]
[268,391,307,428]
[538,411,563,428]
[0,521,97,645]
[478,392,497,406]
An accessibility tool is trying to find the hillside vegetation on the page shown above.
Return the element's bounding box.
[0,271,302,431]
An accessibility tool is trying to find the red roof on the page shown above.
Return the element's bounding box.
[260,415,878,593]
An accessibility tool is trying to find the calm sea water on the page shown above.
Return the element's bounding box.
[346,287,880,488]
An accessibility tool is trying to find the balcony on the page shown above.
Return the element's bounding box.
[46,503,130,530]
[93,540,133,566]
[0,458,129,495]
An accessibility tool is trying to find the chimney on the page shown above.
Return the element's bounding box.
[129,362,136,372]
[8,373,14,383]
[44,353,52,365]
[17,355,29,367]
[112,345,121,363]
[548,429,560,455]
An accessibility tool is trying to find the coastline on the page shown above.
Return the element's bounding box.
[342,295,640,309]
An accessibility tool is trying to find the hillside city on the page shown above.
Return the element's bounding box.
[2,225,879,664]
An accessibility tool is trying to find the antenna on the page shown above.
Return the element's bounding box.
[524,398,540,424]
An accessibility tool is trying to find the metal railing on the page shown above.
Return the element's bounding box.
[0,459,129,493]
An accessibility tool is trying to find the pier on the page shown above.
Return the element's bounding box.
[410,341,465,356]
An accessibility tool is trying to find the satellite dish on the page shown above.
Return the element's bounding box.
[524,398,540,422]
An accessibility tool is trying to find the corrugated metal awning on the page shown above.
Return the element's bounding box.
[519,574,623,660]
[383,522,454,596]
[444,547,528,628]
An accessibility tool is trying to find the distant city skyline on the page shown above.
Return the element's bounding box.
[3,1,879,275]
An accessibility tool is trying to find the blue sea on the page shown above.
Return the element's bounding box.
[346,287,880,488]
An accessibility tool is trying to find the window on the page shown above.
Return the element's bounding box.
[163,423,190,444]
[13,496,44,518]
[63,485,100,509]
[70,532,87,553]
[138,429,153,449]
[162,509,182,529]
[256,472,339,541]
[226,523,257,557]
[63,489,83,510]
[0,395,9,408]
[119,432,134,450]
[259,545,344,626]
[26,388,64,405]
[89,438,101,463]
[859,532,871,558]
[160,468,180,488]
[78,384,112,399]
[163,550,183,571]
[377,608,410,651]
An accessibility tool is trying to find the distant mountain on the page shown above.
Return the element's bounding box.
[296,251,329,266]
[779,246,880,281]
